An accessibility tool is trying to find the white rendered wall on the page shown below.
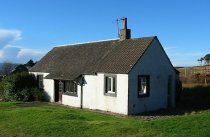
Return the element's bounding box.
[30,72,55,102]
[82,73,128,115]
[128,38,176,114]
[30,72,128,114]
[62,85,81,108]
[55,73,128,114]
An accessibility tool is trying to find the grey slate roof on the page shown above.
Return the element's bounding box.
[30,36,156,80]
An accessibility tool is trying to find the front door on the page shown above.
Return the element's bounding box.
[58,80,63,102]
[54,80,63,102]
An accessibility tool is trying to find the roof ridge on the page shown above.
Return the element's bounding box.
[54,36,156,48]
[54,38,119,48]
[132,36,156,40]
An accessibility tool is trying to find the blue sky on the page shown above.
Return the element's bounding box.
[0,0,209,66]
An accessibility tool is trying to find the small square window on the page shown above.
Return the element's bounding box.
[64,81,77,96]
[138,75,150,97]
[104,75,117,96]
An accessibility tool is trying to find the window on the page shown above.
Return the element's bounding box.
[138,75,150,97]
[105,75,116,96]
[64,81,77,96]
[37,75,44,89]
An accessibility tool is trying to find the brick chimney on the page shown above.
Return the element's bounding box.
[120,17,131,40]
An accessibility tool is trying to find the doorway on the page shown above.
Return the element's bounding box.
[167,75,172,107]
[54,80,63,102]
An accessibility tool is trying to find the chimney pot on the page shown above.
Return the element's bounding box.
[123,18,127,29]
[120,17,131,40]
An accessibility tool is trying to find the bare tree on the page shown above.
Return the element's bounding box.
[2,62,14,75]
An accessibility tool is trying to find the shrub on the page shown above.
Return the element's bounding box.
[19,88,31,101]
[31,88,44,101]
[0,81,4,99]
[2,72,43,101]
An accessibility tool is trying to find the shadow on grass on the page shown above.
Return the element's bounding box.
[140,85,210,117]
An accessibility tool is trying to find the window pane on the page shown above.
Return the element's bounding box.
[38,75,43,88]
[105,76,116,93]
[73,82,77,93]
[107,77,111,91]
[70,82,74,92]
[65,81,70,92]
[141,77,146,83]
[64,81,77,94]
[113,77,116,92]
[138,76,149,95]
[141,83,147,93]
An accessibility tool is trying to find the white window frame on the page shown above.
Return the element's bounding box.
[138,75,150,97]
[104,74,117,96]
[107,77,115,93]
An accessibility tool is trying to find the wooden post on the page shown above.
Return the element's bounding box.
[204,66,207,85]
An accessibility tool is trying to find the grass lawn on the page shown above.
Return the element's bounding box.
[0,102,210,137]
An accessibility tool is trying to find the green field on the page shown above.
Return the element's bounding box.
[0,102,210,137]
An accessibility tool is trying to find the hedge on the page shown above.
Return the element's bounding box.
[3,72,43,101]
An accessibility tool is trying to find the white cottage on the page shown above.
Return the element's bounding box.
[30,19,179,115]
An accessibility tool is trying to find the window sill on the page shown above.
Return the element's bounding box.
[138,93,149,98]
[62,92,78,97]
[104,92,117,97]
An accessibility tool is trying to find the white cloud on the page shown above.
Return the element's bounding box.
[0,28,46,63]
[0,29,21,49]
[0,45,46,63]
[0,45,20,60]
[16,48,46,62]
[17,48,45,58]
